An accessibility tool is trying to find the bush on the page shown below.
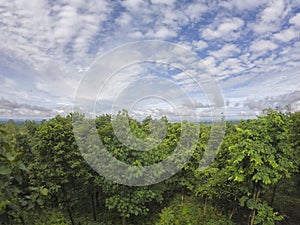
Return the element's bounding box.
[156,195,234,225]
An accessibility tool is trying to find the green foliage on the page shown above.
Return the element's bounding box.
[0,128,28,223]
[240,197,283,225]
[289,111,300,167]
[224,109,297,224]
[0,109,299,224]
[156,196,234,225]
[0,125,50,224]
[26,210,70,225]
[156,207,175,225]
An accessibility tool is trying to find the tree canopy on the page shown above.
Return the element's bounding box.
[0,108,299,225]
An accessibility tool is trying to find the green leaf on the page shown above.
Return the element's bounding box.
[17,161,29,173]
[27,201,34,210]
[36,197,45,206]
[40,187,49,196]
[1,142,11,151]
[246,198,257,210]
[7,203,19,211]
[31,192,39,201]
[0,165,12,175]
[5,152,15,161]
[239,196,248,207]
[234,174,244,182]
[15,174,23,185]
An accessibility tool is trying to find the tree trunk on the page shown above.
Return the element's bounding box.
[181,189,184,206]
[96,190,100,209]
[122,216,126,225]
[229,206,237,220]
[248,185,261,225]
[62,187,75,225]
[66,203,75,225]
[204,197,208,216]
[91,188,97,221]
[270,184,277,207]
[249,208,256,225]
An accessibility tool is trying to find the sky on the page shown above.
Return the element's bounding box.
[0,0,300,120]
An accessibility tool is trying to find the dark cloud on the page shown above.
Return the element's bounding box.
[225,99,230,106]
[0,98,68,118]
[181,100,209,108]
[244,91,300,111]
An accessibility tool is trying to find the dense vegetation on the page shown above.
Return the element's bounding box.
[0,109,299,225]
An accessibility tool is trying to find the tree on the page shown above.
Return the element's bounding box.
[193,124,241,219]
[289,111,300,167]
[0,127,48,225]
[29,115,93,225]
[226,109,297,225]
[93,113,167,225]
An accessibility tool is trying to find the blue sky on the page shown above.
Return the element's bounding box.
[0,0,300,119]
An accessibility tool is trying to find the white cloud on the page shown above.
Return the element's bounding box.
[250,39,278,52]
[220,0,266,11]
[128,31,144,39]
[261,0,285,23]
[111,1,190,42]
[202,17,244,40]
[53,5,78,43]
[250,0,289,35]
[217,58,245,76]
[150,0,175,6]
[121,0,146,12]
[202,56,217,70]
[209,44,241,59]
[146,26,177,39]
[250,23,275,35]
[274,27,298,42]
[184,2,208,21]
[172,71,189,81]
[0,0,111,71]
[289,13,300,27]
[116,12,132,26]
[3,78,16,88]
[161,7,189,29]
[192,40,208,50]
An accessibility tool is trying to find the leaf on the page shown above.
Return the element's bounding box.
[40,187,49,196]
[17,161,29,173]
[246,199,256,210]
[1,142,11,151]
[0,180,10,190]
[239,196,248,207]
[0,165,12,175]
[36,197,45,206]
[27,201,34,210]
[31,192,39,201]
[234,174,244,182]
[19,199,28,207]
[6,152,15,161]
[15,174,23,185]
[7,203,19,211]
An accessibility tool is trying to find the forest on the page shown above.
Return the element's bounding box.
[0,108,299,225]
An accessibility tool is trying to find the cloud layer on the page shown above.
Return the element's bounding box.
[0,0,300,119]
